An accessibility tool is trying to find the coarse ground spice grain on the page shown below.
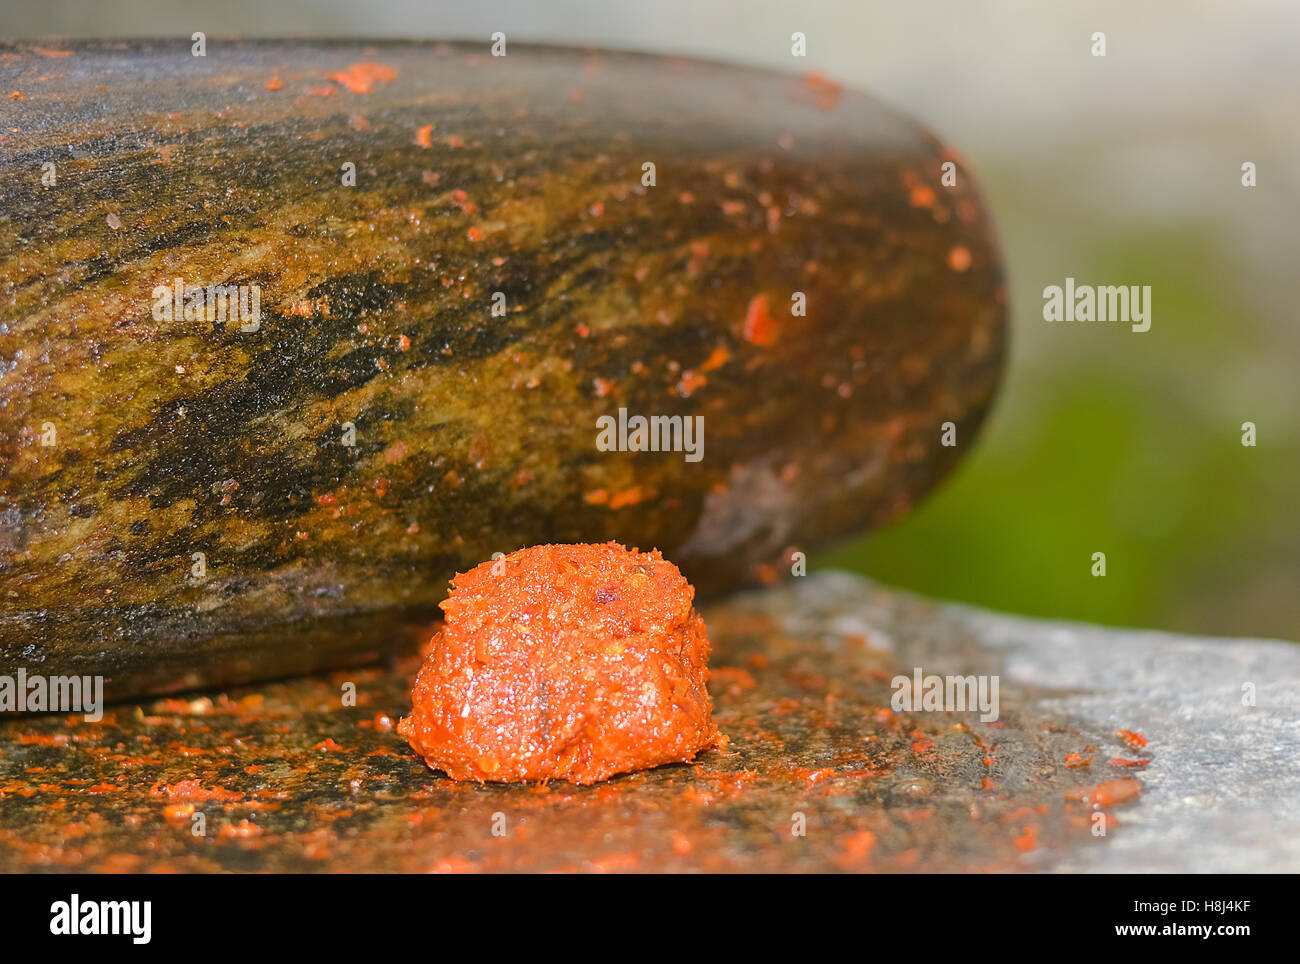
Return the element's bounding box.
[398,543,724,784]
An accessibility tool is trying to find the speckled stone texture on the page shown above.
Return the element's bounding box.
[5,572,1286,873]
[0,40,1005,698]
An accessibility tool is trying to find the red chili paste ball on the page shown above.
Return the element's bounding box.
[397,542,722,784]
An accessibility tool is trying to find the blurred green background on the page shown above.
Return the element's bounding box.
[829,215,1300,639]
[6,0,1297,639]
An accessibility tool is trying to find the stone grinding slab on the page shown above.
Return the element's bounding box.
[10,571,1287,873]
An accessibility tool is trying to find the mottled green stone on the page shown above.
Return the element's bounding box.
[0,40,1005,697]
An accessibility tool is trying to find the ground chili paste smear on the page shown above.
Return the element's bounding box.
[398,543,723,785]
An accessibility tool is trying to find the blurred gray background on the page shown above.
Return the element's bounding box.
[4,0,1297,639]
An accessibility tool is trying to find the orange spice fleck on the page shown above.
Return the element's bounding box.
[742,294,779,347]
[699,344,730,372]
[1065,779,1141,808]
[1116,729,1147,749]
[155,780,242,802]
[676,370,707,397]
[1012,823,1040,852]
[219,820,262,839]
[839,830,875,862]
[909,185,936,208]
[802,71,844,110]
[328,61,396,95]
[431,856,477,874]
[608,486,649,509]
[947,245,972,272]
[415,124,434,149]
[163,803,195,821]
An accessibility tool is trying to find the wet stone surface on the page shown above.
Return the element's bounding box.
[0,572,1216,872]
